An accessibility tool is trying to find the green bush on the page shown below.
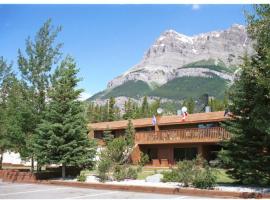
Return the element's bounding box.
[162,170,180,182]
[77,174,87,182]
[97,158,112,182]
[192,166,217,189]
[139,153,150,166]
[126,167,138,179]
[113,165,126,181]
[162,156,217,189]
[177,160,197,187]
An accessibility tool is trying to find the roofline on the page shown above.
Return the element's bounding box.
[88,111,228,131]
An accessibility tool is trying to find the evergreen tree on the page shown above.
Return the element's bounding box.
[141,96,149,117]
[125,120,135,147]
[219,5,270,185]
[108,97,116,121]
[34,57,96,178]
[183,98,195,114]
[18,19,62,171]
[103,127,114,144]
[123,98,133,119]
[0,57,13,169]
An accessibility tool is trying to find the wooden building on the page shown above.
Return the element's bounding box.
[89,111,230,167]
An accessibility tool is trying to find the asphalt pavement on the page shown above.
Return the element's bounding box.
[0,180,218,199]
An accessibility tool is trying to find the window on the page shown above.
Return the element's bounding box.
[94,132,103,139]
[174,147,197,162]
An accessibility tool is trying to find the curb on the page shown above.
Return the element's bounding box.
[40,180,270,199]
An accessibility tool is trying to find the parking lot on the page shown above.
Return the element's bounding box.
[0,181,218,199]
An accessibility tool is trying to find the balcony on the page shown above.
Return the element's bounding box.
[135,127,230,145]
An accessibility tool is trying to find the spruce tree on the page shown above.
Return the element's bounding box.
[18,19,62,171]
[220,5,270,185]
[141,96,149,117]
[34,57,96,178]
[108,97,116,121]
[125,120,135,147]
[0,57,13,169]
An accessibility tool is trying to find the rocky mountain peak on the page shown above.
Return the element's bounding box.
[106,24,254,90]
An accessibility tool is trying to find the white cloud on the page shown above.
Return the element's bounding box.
[192,4,200,11]
[79,91,92,101]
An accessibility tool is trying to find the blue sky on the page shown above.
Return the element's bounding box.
[0,4,252,99]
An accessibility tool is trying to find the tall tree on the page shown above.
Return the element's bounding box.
[219,5,270,185]
[183,98,195,114]
[108,97,116,121]
[18,19,62,171]
[34,56,96,178]
[0,57,13,169]
[141,96,149,117]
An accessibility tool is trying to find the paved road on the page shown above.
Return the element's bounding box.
[0,181,218,199]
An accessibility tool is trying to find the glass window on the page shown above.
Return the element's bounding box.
[174,147,198,162]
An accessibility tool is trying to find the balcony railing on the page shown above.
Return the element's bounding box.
[135,127,230,144]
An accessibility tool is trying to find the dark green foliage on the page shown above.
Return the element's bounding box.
[126,167,138,179]
[162,170,180,182]
[219,5,270,186]
[106,137,128,164]
[108,97,116,121]
[103,128,114,144]
[112,165,138,181]
[17,19,63,170]
[77,174,87,182]
[193,166,217,189]
[209,97,228,112]
[183,98,195,114]
[125,120,135,147]
[149,76,228,100]
[93,80,152,100]
[139,152,150,167]
[182,59,234,73]
[140,96,149,117]
[34,57,97,177]
[162,156,217,189]
[113,165,127,181]
[97,157,112,182]
[0,57,13,169]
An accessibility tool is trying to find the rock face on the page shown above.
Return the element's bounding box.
[107,24,253,89]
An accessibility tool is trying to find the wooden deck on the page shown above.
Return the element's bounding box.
[135,127,230,144]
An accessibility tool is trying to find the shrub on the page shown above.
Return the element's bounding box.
[97,158,112,182]
[139,153,150,166]
[177,160,197,187]
[113,165,126,181]
[192,166,217,189]
[77,174,87,182]
[126,167,138,179]
[162,170,179,182]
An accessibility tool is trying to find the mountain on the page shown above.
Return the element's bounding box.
[88,24,253,109]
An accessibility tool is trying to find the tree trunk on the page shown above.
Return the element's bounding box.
[0,151,3,170]
[62,163,66,179]
[31,157,34,172]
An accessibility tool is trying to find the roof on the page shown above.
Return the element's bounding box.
[89,111,229,131]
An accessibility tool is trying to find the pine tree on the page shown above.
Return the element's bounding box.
[183,98,195,114]
[103,127,114,144]
[125,120,135,147]
[0,57,13,169]
[108,97,116,121]
[34,57,97,178]
[141,96,149,117]
[18,19,62,171]
[219,5,270,185]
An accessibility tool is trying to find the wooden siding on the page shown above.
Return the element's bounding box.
[135,127,230,145]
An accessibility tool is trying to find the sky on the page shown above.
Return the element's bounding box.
[0,4,252,99]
